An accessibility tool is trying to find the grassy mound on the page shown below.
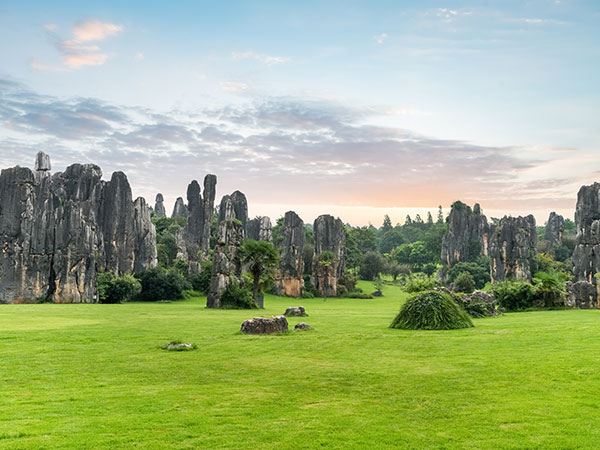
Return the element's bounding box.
[390,289,474,330]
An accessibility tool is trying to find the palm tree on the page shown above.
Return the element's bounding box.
[239,239,279,305]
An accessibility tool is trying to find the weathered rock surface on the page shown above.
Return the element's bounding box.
[206,219,244,308]
[489,215,537,282]
[441,202,489,267]
[294,322,311,330]
[240,315,288,334]
[0,154,156,304]
[154,193,166,217]
[176,175,217,272]
[573,183,600,284]
[284,306,307,317]
[275,211,305,297]
[34,151,51,182]
[247,216,273,242]
[565,280,598,309]
[544,211,565,249]
[171,197,188,218]
[218,190,248,235]
[311,214,346,297]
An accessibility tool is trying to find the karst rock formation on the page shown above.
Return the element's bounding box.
[0,152,156,303]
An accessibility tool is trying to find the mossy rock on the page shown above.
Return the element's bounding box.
[390,290,474,330]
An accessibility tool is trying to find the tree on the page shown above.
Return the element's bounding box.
[405,215,412,225]
[453,271,475,293]
[437,205,444,224]
[239,239,279,305]
[414,214,423,224]
[360,251,387,281]
[379,228,404,254]
[447,260,490,289]
[427,212,433,225]
[382,214,392,233]
[533,271,565,307]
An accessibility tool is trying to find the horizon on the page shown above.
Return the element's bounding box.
[1,1,598,226]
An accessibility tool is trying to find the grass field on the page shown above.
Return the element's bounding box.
[1,281,600,449]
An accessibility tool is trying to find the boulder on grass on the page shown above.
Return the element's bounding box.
[294,322,311,330]
[241,315,288,334]
[284,306,307,317]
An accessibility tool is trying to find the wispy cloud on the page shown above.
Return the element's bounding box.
[72,20,123,41]
[0,78,589,216]
[374,33,388,45]
[220,81,249,93]
[232,51,290,65]
[31,19,123,71]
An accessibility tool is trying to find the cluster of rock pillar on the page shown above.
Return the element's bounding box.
[441,201,539,282]
[0,152,157,303]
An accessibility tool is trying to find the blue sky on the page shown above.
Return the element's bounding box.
[0,0,599,225]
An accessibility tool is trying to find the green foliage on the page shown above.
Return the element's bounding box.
[490,280,540,311]
[390,290,474,330]
[153,216,186,267]
[137,267,190,301]
[98,272,141,304]
[453,271,475,293]
[318,250,336,266]
[378,228,404,254]
[447,260,490,289]
[338,273,357,294]
[404,274,437,293]
[219,282,257,309]
[373,277,384,294]
[381,214,392,232]
[239,239,279,304]
[422,263,437,278]
[188,259,212,294]
[359,251,387,281]
[532,271,566,307]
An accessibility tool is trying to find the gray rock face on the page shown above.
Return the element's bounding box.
[154,193,166,217]
[565,280,598,309]
[247,216,273,242]
[284,306,307,317]
[0,154,156,304]
[206,219,244,308]
[441,202,489,267]
[573,183,600,284]
[177,175,217,272]
[489,215,537,282]
[171,197,188,218]
[34,151,51,182]
[544,212,565,249]
[240,315,288,334]
[275,211,305,297]
[311,214,346,297]
[218,190,248,235]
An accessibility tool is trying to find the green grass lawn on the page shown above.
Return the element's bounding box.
[1,281,600,449]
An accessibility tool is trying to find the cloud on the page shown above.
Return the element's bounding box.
[72,20,123,41]
[0,78,592,220]
[134,51,144,62]
[375,33,388,45]
[220,81,248,93]
[31,20,123,71]
[232,51,290,65]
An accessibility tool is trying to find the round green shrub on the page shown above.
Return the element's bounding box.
[390,290,474,330]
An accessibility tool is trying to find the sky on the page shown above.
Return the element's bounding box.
[1,0,599,226]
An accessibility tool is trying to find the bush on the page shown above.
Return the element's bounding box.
[344,290,374,299]
[188,259,212,294]
[489,280,540,311]
[98,272,141,304]
[338,273,357,294]
[458,290,498,318]
[219,282,257,309]
[300,291,315,299]
[404,274,436,293]
[137,267,190,301]
[359,251,387,281]
[453,271,475,293]
[390,290,474,330]
[532,271,566,307]
[447,260,490,289]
